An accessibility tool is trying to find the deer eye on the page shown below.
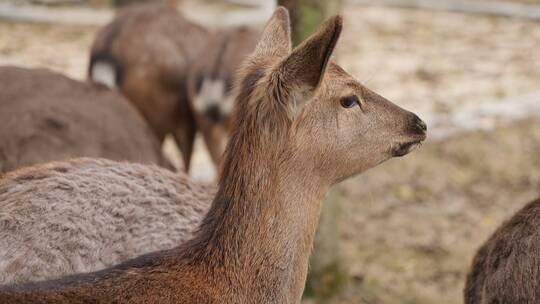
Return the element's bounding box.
[340,95,360,108]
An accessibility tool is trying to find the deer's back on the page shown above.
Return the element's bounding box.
[0,158,214,285]
[0,66,169,173]
[465,197,540,303]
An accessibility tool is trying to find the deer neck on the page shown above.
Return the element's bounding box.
[194,150,329,302]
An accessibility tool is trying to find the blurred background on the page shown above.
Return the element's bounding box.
[1,0,540,303]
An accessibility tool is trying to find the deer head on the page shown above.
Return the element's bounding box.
[223,7,427,186]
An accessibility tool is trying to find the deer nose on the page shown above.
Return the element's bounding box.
[205,104,223,123]
[415,116,427,132]
[410,114,427,135]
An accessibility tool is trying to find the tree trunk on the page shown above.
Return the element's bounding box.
[304,190,349,301]
[278,0,342,46]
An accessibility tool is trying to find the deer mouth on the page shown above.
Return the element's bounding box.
[392,139,424,157]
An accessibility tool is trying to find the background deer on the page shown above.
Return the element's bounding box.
[89,2,209,171]
[90,2,258,171]
[0,66,169,173]
[0,8,426,303]
[187,26,259,166]
[464,197,540,304]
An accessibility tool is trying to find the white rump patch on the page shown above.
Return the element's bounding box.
[90,61,116,89]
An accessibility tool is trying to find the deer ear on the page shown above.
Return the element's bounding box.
[277,15,343,92]
[252,7,292,59]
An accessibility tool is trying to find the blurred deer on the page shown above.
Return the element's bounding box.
[89,3,209,171]
[1,8,426,303]
[465,197,540,304]
[90,2,258,171]
[0,66,169,173]
[187,26,259,166]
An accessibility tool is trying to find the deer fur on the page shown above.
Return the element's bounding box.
[89,3,210,171]
[0,66,169,173]
[90,3,260,170]
[187,26,259,166]
[1,8,427,303]
[0,158,215,285]
[465,197,540,304]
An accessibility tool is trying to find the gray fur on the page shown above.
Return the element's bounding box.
[0,158,214,285]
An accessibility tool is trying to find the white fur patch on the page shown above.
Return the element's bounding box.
[90,61,116,88]
[193,78,231,114]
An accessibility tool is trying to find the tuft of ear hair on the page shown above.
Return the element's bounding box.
[253,6,292,59]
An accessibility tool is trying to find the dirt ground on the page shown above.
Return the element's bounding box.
[1,2,540,304]
[334,118,540,304]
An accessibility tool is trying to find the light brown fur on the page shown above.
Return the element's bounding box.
[0,66,169,173]
[1,8,426,303]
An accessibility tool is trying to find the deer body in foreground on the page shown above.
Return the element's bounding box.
[187,26,259,166]
[0,158,214,285]
[1,8,426,303]
[0,66,169,173]
[465,197,540,304]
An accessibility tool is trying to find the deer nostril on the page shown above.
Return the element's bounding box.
[409,114,427,135]
[416,118,427,132]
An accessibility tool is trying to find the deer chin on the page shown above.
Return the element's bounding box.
[392,140,423,157]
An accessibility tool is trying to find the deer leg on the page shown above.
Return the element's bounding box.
[199,123,228,168]
[173,116,197,172]
[190,108,229,169]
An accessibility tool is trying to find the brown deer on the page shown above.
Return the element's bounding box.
[187,26,259,166]
[465,197,540,304]
[0,66,169,173]
[89,2,211,171]
[0,8,426,303]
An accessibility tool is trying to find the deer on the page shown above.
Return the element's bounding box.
[89,2,207,171]
[464,197,540,304]
[0,66,169,173]
[0,8,427,303]
[187,26,259,166]
[89,2,260,171]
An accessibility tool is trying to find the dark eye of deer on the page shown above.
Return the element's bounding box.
[340,95,360,108]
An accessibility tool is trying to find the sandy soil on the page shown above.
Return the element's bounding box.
[1,2,540,304]
[333,117,540,303]
[339,5,540,138]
